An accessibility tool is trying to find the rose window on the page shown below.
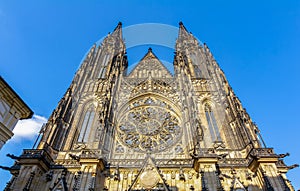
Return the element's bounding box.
[117,97,181,153]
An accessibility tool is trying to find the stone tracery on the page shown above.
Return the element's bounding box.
[117,96,182,153]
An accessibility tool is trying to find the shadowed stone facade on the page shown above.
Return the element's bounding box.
[0,76,33,150]
[4,22,297,191]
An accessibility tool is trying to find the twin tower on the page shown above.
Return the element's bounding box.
[5,23,296,190]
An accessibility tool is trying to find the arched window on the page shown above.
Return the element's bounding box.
[204,103,221,141]
[78,106,95,143]
[98,54,111,78]
[190,54,202,78]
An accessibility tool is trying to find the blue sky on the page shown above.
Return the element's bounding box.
[0,0,299,189]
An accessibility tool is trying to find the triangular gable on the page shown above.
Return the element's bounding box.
[231,177,246,190]
[50,177,68,191]
[127,48,173,78]
[128,155,170,191]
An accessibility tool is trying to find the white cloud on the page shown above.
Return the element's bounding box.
[12,114,47,141]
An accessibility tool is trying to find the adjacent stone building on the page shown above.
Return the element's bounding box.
[0,76,33,150]
[4,23,297,190]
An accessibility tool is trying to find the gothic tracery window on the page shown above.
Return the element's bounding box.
[78,105,95,143]
[190,54,202,78]
[98,54,111,78]
[116,96,182,153]
[204,103,221,142]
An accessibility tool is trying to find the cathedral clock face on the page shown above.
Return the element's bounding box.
[117,97,182,153]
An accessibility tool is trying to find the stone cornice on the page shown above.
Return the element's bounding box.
[0,76,33,119]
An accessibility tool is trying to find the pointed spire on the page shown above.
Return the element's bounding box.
[100,21,125,51]
[114,21,122,31]
[178,21,190,38]
[111,21,123,39]
[179,21,187,30]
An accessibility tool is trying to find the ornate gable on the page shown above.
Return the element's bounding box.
[128,156,170,190]
[127,48,173,78]
[50,176,68,191]
[231,177,247,190]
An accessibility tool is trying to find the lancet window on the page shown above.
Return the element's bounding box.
[204,103,221,141]
[78,105,95,142]
[98,54,111,78]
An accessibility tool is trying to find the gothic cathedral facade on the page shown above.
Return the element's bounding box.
[5,23,296,191]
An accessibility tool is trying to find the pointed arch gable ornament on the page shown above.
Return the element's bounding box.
[128,155,170,191]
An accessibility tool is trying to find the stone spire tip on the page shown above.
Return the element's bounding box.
[179,21,187,31]
[113,22,122,32]
[111,22,123,39]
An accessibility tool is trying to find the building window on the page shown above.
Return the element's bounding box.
[204,103,221,141]
[98,54,110,78]
[193,65,202,77]
[190,54,201,77]
[78,106,95,143]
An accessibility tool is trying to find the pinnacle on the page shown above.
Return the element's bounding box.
[178,21,190,39]
[114,21,122,31]
[111,21,123,39]
[179,21,187,31]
